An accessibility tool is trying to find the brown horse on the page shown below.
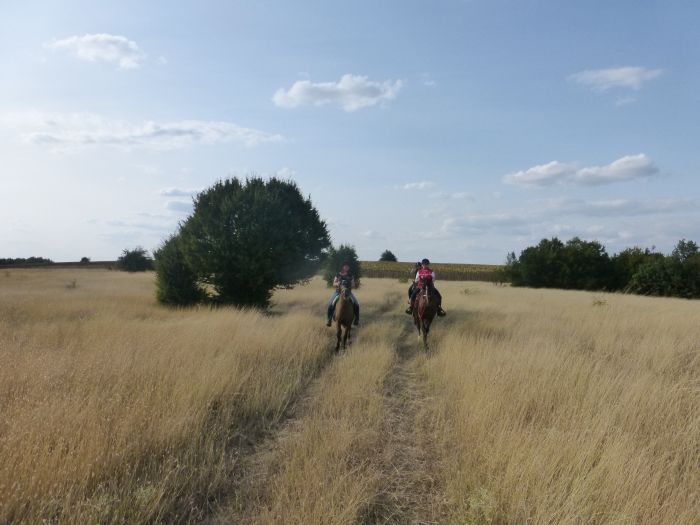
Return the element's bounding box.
[334,284,355,351]
[412,277,438,350]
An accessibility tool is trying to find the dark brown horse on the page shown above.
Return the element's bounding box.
[412,277,438,350]
[334,283,355,351]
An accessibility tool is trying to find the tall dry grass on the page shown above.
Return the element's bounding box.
[2,270,698,524]
[227,320,397,524]
[0,269,331,523]
[421,281,700,524]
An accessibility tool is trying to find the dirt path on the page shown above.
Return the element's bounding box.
[361,323,447,524]
[203,292,409,524]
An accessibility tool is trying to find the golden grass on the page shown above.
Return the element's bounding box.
[235,322,396,524]
[422,281,700,524]
[0,269,330,523]
[2,270,698,524]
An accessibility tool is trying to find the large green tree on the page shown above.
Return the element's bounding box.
[323,244,361,288]
[157,177,330,307]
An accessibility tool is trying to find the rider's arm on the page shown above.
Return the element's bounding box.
[432,271,436,281]
[333,275,340,287]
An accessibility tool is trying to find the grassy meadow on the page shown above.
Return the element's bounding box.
[1,269,698,524]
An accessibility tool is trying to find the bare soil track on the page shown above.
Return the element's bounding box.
[361,325,447,524]
[205,295,447,524]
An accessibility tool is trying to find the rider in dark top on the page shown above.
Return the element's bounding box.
[326,261,360,327]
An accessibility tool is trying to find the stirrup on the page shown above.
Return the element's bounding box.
[437,308,446,317]
[405,306,412,314]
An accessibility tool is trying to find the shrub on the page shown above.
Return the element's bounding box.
[611,247,664,290]
[323,244,361,288]
[379,250,397,262]
[117,247,153,272]
[174,177,330,307]
[154,235,204,306]
[80,257,91,264]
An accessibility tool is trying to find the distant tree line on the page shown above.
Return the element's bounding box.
[504,237,700,299]
[0,257,53,265]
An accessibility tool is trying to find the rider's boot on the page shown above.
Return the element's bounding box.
[437,305,446,316]
[405,302,413,315]
[326,303,334,327]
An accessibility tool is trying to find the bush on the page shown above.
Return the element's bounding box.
[0,257,53,265]
[379,250,397,262]
[323,244,361,288]
[611,247,664,290]
[627,240,700,298]
[80,257,91,264]
[154,235,204,305]
[169,177,330,307]
[117,247,153,272]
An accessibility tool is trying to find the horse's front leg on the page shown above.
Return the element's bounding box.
[343,325,351,349]
[335,322,341,351]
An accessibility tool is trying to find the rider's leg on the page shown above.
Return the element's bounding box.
[351,294,360,326]
[407,283,414,300]
[326,292,339,326]
[406,288,419,314]
[434,288,446,316]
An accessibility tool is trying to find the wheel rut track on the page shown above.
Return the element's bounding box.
[361,318,447,525]
[200,292,404,524]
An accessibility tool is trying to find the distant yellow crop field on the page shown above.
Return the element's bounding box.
[360,260,504,282]
[2,268,698,524]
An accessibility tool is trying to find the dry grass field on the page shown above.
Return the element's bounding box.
[1,269,699,524]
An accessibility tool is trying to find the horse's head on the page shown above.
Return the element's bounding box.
[339,283,352,298]
[421,276,434,289]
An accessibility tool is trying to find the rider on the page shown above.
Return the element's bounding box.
[405,258,446,316]
[326,261,360,327]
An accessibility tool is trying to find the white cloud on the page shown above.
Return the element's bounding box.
[159,188,200,197]
[574,154,658,185]
[504,161,576,187]
[569,66,663,92]
[47,33,145,70]
[362,230,383,239]
[403,181,435,190]
[275,166,297,178]
[5,111,283,150]
[420,73,437,87]
[273,74,403,112]
[505,154,658,187]
[165,201,193,214]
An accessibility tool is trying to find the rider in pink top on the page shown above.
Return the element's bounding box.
[406,258,446,316]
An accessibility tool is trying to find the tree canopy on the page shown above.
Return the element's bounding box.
[379,249,398,262]
[323,244,362,288]
[155,177,330,307]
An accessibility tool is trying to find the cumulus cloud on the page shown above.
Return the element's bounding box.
[403,181,435,190]
[569,66,663,92]
[504,161,576,187]
[574,154,658,185]
[505,154,658,187]
[273,74,402,112]
[7,112,283,150]
[47,33,145,69]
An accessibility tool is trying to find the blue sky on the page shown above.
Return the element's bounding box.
[1,0,699,263]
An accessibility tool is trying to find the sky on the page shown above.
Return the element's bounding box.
[1,0,699,263]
